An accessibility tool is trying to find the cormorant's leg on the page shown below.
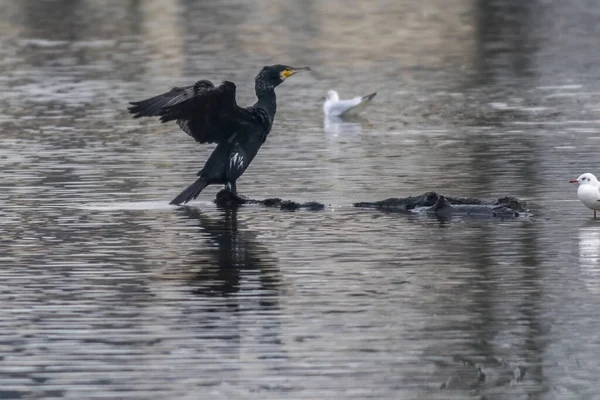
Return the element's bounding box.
[216,182,245,204]
[230,181,247,201]
[595,209,597,219]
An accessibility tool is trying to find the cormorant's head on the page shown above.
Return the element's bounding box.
[255,64,311,92]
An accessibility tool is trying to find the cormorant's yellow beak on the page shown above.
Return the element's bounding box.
[282,66,311,79]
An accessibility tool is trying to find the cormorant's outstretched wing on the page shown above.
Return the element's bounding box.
[128,80,255,144]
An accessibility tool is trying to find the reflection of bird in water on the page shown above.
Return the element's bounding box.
[177,206,280,297]
[323,116,363,136]
[570,173,600,219]
[176,207,286,364]
[579,224,600,293]
[323,90,376,117]
[128,65,310,205]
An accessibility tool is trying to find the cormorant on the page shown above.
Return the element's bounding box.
[128,64,310,205]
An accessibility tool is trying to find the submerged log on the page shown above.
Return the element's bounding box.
[215,189,325,211]
[353,192,528,218]
[214,190,528,217]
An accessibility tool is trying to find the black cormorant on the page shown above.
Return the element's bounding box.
[128,64,310,205]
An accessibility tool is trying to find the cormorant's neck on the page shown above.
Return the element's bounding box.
[255,86,277,118]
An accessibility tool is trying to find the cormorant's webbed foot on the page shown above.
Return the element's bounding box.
[215,189,247,206]
[231,192,247,202]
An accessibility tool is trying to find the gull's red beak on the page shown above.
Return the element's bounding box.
[570,179,579,183]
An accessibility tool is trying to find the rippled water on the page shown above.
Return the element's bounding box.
[2,0,600,398]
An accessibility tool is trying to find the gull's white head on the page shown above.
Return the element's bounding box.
[325,90,339,102]
[570,173,599,185]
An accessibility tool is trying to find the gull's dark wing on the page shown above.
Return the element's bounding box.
[128,80,256,144]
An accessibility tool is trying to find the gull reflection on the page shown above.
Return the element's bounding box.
[578,224,600,293]
[323,116,363,136]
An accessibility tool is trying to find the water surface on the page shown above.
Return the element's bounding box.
[2,0,600,398]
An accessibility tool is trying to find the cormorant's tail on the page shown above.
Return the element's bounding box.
[169,177,209,205]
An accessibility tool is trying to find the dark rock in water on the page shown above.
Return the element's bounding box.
[214,189,325,211]
[353,191,527,218]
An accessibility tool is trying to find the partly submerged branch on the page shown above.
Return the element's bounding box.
[215,189,325,211]
[354,192,528,218]
[214,190,528,218]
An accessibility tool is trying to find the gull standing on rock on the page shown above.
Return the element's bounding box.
[323,90,376,117]
[570,173,600,218]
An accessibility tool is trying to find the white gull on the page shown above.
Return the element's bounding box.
[323,90,376,117]
[570,173,600,218]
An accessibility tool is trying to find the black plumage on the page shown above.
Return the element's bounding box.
[128,64,310,205]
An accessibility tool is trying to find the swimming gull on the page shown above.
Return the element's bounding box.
[323,90,376,117]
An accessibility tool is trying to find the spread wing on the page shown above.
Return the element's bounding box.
[128,80,256,144]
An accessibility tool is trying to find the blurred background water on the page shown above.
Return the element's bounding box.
[2,0,600,398]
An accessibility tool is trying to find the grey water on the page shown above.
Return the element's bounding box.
[2,0,600,398]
